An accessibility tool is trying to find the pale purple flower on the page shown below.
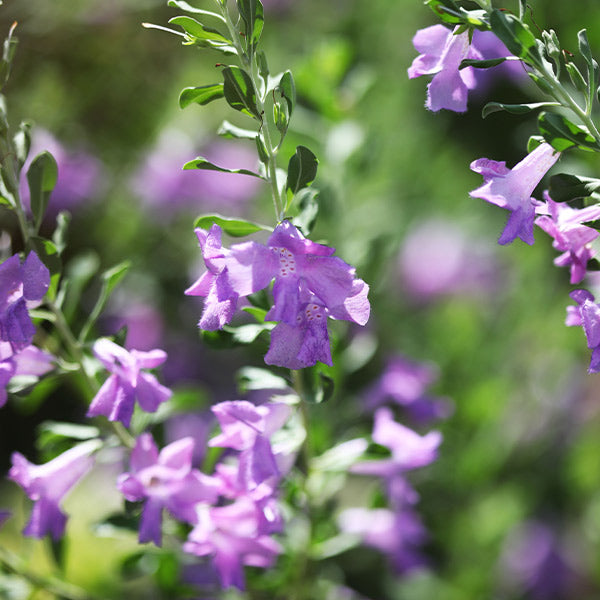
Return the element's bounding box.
[365,355,452,423]
[87,338,172,427]
[352,407,442,478]
[499,521,576,600]
[338,506,428,573]
[117,433,220,546]
[131,132,261,217]
[184,497,281,590]
[0,252,50,351]
[210,400,291,492]
[9,440,98,539]
[398,219,497,301]
[565,289,600,372]
[535,192,600,283]
[19,128,103,217]
[408,24,482,112]
[470,143,560,245]
[0,342,54,408]
[185,225,275,330]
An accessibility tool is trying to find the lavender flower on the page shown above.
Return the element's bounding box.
[9,440,98,539]
[87,338,172,427]
[0,252,50,351]
[470,143,560,245]
[565,289,600,372]
[118,434,220,546]
[535,192,600,283]
[19,128,103,217]
[408,24,482,112]
[184,497,281,590]
[0,342,54,408]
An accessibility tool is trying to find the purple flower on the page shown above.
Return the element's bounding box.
[352,407,442,478]
[185,225,275,330]
[131,133,261,218]
[536,192,600,283]
[118,433,220,546]
[87,338,172,427]
[470,143,560,245]
[0,252,50,352]
[0,342,54,408]
[210,400,291,492]
[398,219,497,301]
[19,128,103,217]
[184,497,281,590]
[365,355,452,423]
[565,289,600,372]
[408,24,482,112]
[9,440,98,539]
[338,506,428,573]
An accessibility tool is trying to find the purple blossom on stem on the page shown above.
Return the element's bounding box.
[470,143,560,245]
[0,342,54,408]
[87,338,172,427]
[566,289,600,372]
[118,434,220,546]
[0,252,50,351]
[184,497,281,590]
[408,24,482,112]
[535,192,600,283]
[8,440,98,540]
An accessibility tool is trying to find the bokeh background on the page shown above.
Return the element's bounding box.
[2,0,600,598]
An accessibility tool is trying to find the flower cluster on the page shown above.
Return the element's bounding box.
[186,221,370,369]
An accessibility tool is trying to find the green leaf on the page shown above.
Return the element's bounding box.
[566,62,588,92]
[29,236,61,275]
[168,15,230,45]
[460,57,509,69]
[290,188,319,235]
[482,101,560,118]
[13,120,31,170]
[217,119,258,140]
[298,366,334,403]
[237,366,288,393]
[489,9,541,64]
[425,0,464,24]
[538,111,600,152]
[167,0,226,22]
[52,211,70,255]
[193,213,272,236]
[548,173,600,202]
[224,322,273,344]
[286,146,318,194]
[237,0,264,50]
[183,155,263,178]
[242,306,269,322]
[518,0,527,20]
[102,260,131,295]
[179,84,224,108]
[222,65,261,120]
[37,421,100,456]
[578,29,594,68]
[257,50,269,80]
[0,22,17,90]
[278,70,296,115]
[26,151,58,232]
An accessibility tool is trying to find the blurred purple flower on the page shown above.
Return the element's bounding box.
[408,24,482,112]
[0,252,50,352]
[87,338,172,427]
[105,300,165,352]
[338,506,428,573]
[499,521,576,600]
[566,289,600,372]
[184,497,281,590]
[9,440,98,540]
[352,407,442,478]
[0,510,9,528]
[165,410,214,467]
[398,219,497,301]
[118,433,220,546]
[536,192,600,284]
[0,342,54,408]
[365,354,452,423]
[19,128,103,217]
[470,143,560,245]
[131,132,261,217]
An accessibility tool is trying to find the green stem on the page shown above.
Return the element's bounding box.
[215,0,284,221]
[0,546,104,600]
